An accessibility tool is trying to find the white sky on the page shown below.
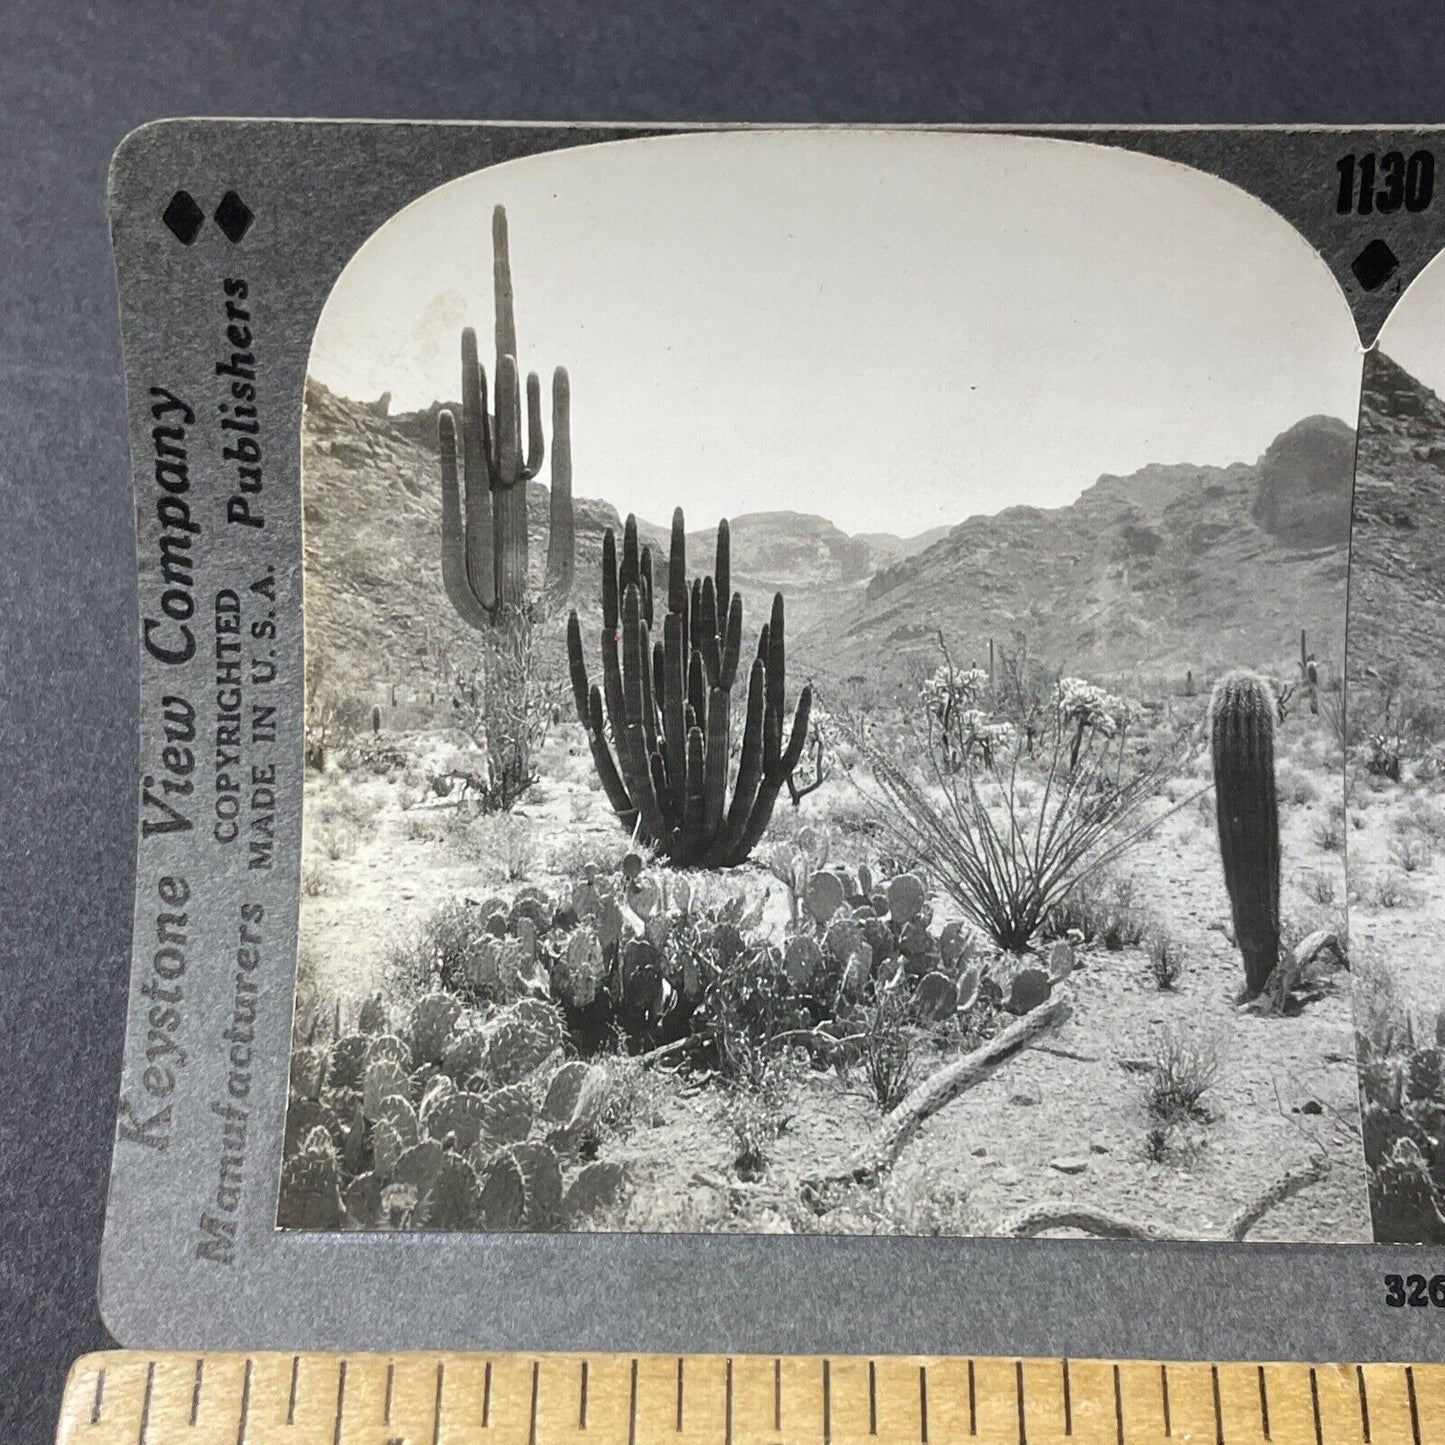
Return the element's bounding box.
[1378,250,1445,398]
[309,130,1363,537]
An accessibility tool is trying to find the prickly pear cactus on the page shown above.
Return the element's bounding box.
[478,1150,527,1230]
[328,1034,370,1091]
[479,1084,533,1145]
[886,874,927,925]
[1360,1016,1445,1244]
[365,1033,411,1070]
[912,971,958,1021]
[409,992,463,1065]
[277,1136,345,1230]
[805,872,846,925]
[487,1011,560,1084]
[541,1060,605,1130]
[416,1153,484,1230]
[283,1097,339,1159]
[343,1171,385,1229]
[423,1090,489,1151]
[362,1059,409,1120]
[392,1138,445,1195]
[511,1141,564,1229]
[1005,966,1052,1016]
[358,993,390,1035]
[783,935,824,989]
[441,1029,488,1084]
[289,1045,329,1101]
[561,1161,626,1227]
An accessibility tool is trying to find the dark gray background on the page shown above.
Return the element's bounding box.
[6,3,1445,1441]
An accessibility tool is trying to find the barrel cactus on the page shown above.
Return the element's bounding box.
[1209,670,1280,998]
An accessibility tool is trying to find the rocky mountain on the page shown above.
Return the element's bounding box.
[300,382,938,701]
[1347,350,1445,694]
[794,415,1356,685]
[303,376,1360,707]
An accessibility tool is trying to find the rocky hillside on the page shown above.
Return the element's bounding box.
[795,415,1356,686]
[301,382,938,703]
[1348,350,1445,695]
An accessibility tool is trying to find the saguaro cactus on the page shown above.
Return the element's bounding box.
[566,510,812,866]
[438,205,575,628]
[1210,670,1281,997]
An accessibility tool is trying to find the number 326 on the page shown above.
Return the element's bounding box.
[1384,1273,1445,1307]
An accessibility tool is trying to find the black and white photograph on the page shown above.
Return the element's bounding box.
[281,130,1371,1240]
[1343,253,1445,1245]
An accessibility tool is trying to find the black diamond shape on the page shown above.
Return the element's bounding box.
[162,190,204,245]
[214,191,253,243]
[1351,238,1400,292]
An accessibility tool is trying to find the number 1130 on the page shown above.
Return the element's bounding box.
[1336,151,1434,216]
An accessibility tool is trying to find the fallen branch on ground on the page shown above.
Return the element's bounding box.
[997,1154,1329,1241]
[801,990,1072,1207]
[1240,930,1346,1014]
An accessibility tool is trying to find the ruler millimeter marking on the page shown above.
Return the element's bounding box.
[56,1353,1445,1445]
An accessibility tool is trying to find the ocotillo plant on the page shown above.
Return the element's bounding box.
[566,510,812,866]
[1210,670,1281,998]
[438,205,575,629]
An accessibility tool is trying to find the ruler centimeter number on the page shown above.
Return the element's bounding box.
[56,1353,1445,1445]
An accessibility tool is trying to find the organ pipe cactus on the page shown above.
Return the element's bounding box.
[1209,670,1281,998]
[438,205,575,627]
[567,510,812,866]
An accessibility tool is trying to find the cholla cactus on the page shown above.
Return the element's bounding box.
[954,708,1017,767]
[1055,677,1132,769]
[920,663,990,720]
[1054,678,1131,735]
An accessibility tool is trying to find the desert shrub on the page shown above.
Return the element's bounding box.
[1146,929,1184,990]
[1299,869,1338,906]
[1146,1026,1220,1126]
[1356,673,1441,783]
[1389,832,1434,874]
[1363,871,1411,909]
[813,1169,971,1236]
[316,823,358,862]
[301,864,337,898]
[854,648,1189,953]
[854,988,917,1112]
[721,1063,792,1179]
[403,814,442,844]
[1402,798,1445,844]
[447,813,538,882]
[303,651,370,771]
[695,941,798,1087]
[1313,806,1345,853]
[1276,768,1318,806]
[548,831,642,879]
[387,898,527,1006]
[819,792,886,843]
[340,735,412,777]
[1042,870,1149,951]
[313,782,366,821]
[593,1051,669,1140]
